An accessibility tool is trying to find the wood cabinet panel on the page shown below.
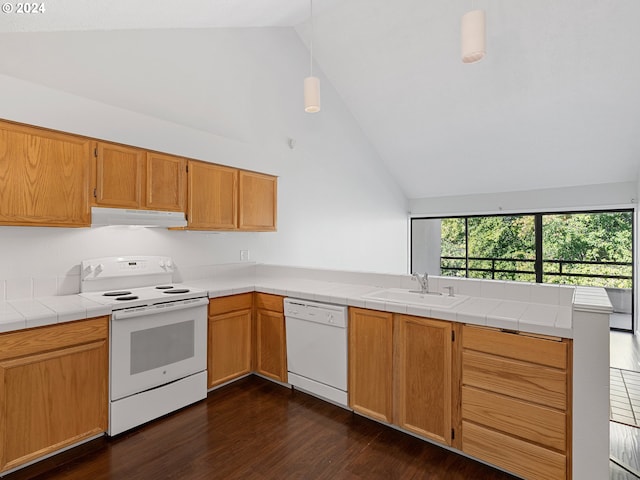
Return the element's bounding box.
[462,386,566,451]
[462,421,566,480]
[238,170,277,231]
[254,293,284,314]
[187,160,238,230]
[460,325,572,479]
[463,325,567,369]
[208,309,252,388]
[145,152,186,212]
[94,142,144,208]
[255,309,287,383]
[462,350,567,410]
[0,317,108,362]
[395,315,452,445]
[0,120,90,227]
[0,318,108,473]
[208,293,253,317]
[348,308,393,423]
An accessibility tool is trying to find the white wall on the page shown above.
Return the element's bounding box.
[410,182,637,217]
[410,219,441,275]
[0,28,408,296]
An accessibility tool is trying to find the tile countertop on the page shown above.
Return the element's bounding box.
[0,295,112,333]
[188,276,612,339]
[0,273,613,339]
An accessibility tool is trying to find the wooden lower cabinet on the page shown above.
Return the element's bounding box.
[208,294,253,388]
[348,312,573,479]
[0,317,109,473]
[348,308,394,423]
[254,293,287,383]
[461,325,572,480]
[395,315,452,445]
[349,309,453,440]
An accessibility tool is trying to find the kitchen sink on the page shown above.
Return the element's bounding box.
[362,288,469,309]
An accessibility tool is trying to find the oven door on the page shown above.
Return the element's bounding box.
[110,297,208,401]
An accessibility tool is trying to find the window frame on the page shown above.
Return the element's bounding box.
[410,208,635,332]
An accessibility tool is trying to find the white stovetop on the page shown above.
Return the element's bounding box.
[0,264,613,338]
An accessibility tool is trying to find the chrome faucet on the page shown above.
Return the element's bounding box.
[411,272,429,294]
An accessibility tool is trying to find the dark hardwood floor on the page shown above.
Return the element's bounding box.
[8,376,518,480]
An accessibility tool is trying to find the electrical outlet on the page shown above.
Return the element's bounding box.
[240,250,250,262]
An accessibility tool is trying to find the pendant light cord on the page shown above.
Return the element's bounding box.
[309,0,314,77]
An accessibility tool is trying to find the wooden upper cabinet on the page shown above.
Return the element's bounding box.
[238,171,277,231]
[0,120,91,227]
[93,142,144,208]
[146,152,186,212]
[93,143,186,212]
[187,160,238,230]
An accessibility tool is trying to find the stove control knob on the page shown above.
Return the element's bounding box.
[159,260,166,268]
[166,260,174,270]
[95,263,104,274]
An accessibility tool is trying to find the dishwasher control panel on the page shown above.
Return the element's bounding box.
[284,298,348,328]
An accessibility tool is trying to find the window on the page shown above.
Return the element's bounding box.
[411,210,634,331]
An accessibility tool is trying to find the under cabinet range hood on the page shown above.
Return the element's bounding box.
[91,207,187,228]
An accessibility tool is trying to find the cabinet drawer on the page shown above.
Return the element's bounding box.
[463,350,567,410]
[463,325,567,369]
[0,317,108,361]
[208,293,253,316]
[462,421,566,480]
[254,293,283,313]
[462,386,566,451]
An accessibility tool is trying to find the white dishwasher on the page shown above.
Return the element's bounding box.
[284,298,349,407]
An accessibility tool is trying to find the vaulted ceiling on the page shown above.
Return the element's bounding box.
[2,0,638,199]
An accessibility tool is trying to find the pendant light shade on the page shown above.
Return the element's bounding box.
[461,9,486,63]
[304,76,321,113]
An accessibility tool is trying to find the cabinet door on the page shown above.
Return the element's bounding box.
[208,309,252,388]
[94,142,144,208]
[238,170,277,231]
[395,315,452,445]
[0,318,108,473]
[255,309,287,383]
[348,308,393,423]
[0,121,91,227]
[146,152,186,212]
[187,160,238,230]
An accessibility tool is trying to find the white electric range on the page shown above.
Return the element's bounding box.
[79,256,209,436]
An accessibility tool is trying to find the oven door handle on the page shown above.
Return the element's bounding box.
[111,297,209,320]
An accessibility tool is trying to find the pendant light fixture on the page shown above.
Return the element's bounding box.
[304,0,320,113]
[461,9,486,63]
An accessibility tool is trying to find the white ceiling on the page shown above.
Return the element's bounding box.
[1,0,639,200]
